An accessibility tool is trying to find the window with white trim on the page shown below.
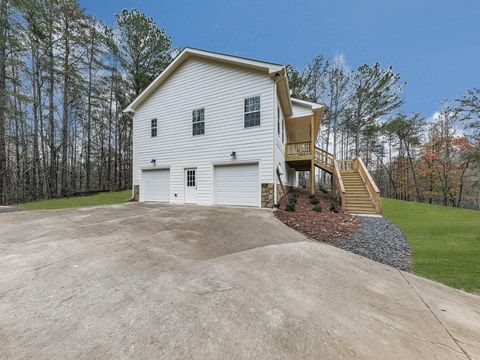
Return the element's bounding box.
[244,96,260,127]
[192,108,205,136]
[151,118,157,137]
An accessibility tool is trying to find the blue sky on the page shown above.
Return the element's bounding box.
[80,0,479,118]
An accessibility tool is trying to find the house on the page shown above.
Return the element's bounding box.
[124,48,380,213]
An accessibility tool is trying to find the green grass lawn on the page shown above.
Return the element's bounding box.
[382,198,480,293]
[20,190,132,210]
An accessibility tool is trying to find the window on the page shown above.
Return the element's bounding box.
[192,108,205,136]
[244,96,260,127]
[277,107,280,136]
[186,169,196,187]
[151,118,157,137]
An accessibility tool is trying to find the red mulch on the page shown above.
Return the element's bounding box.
[275,188,359,246]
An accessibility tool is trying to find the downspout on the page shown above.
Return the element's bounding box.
[272,74,282,207]
[124,110,135,200]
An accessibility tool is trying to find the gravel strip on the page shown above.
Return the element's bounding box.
[342,217,412,272]
[0,206,23,214]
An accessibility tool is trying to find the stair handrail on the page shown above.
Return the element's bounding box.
[314,146,334,169]
[353,157,380,213]
[332,159,346,210]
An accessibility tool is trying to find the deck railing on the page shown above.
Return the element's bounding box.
[335,159,353,171]
[314,147,334,170]
[285,141,312,160]
[332,159,346,210]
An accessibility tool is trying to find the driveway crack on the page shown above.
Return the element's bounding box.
[398,270,473,360]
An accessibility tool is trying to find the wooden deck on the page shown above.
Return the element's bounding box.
[285,141,381,214]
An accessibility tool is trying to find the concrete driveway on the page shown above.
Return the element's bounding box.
[0,203,479,360]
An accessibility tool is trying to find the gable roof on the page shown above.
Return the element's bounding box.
[124,47,291,114]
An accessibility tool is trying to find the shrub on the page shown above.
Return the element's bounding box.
[309,197,319,205]
[288,195,297,204]
[308,194,316,199]
[312,204,322,212]
[330,201,341,213]
[290,192,299,199]
[285,202,296,212]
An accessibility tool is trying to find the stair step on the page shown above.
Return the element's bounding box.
[346,205,376,211]
[347,209,377,215]
[346,201,373,206]
[345,193,370,201]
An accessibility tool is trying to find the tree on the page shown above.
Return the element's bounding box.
[348,63,404,156]
[115,9,172,100]
[325,54,349,158]
[384,113,425,201]
[286,64,309,100]
[0,0,9,204]
[456,88,480,164]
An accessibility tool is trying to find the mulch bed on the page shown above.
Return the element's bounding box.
[275,188,359,246]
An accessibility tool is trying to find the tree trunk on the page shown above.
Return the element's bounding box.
[86,31,94,191]
[47,25,57,197]
[404,140,421,201]
[0,0,8,204]
[60,17,70,196]
[456,161,469,207]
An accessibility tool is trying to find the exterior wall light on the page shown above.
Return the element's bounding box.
[230,151,236,159]
[151,159,156,165]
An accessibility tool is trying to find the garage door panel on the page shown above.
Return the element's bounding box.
[214,164,259,207]
[140,169,170,202]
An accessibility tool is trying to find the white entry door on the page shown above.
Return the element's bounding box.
[184,168,198,203]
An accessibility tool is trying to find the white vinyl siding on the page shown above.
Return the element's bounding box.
[132,57,274,205]
[291,102,313,117]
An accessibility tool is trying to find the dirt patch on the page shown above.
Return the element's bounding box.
[274,188,359,245]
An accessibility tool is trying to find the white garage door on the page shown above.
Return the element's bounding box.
[140,169,170,202]
[214,163,259,207]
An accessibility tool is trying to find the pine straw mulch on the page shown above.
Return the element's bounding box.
[274,188,360,246]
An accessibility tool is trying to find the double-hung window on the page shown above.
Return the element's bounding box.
[151,118,157,137]
[192,108,205,136]
[244,96,260,128]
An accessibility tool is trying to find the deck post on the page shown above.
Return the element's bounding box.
[310,115,315,195]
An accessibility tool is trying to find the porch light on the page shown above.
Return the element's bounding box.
[151,159,156,165]
[231,151,236,158]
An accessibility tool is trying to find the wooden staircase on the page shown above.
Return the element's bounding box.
[285,141,381,215]
[340,169,377,214]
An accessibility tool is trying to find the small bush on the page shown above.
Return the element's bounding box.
[285,202,296,212]
[330,201,341,213]
[312,204,322,212]
[290,192,299,199]
[308,194,316,199]
[288,195,297,204]
[309,197,319,205]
